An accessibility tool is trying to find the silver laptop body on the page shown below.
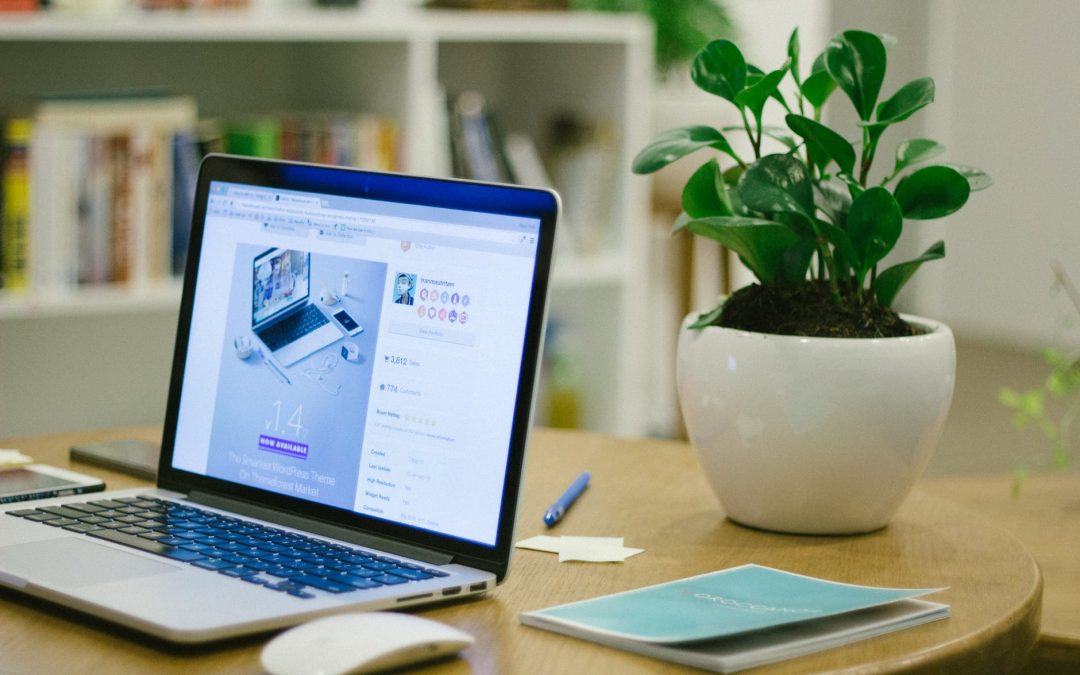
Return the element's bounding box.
[0,155,558,643]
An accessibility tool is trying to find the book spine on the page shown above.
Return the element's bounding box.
[110,132,132,284]
[149,128,173,281]
[76,133,108,285]
[2,117,32,290]
[171,132,199,276]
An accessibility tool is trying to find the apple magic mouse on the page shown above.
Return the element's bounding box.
[261,611,474,675]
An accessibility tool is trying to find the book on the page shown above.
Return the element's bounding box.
[448,91,514,183]
[2,117,32,291]
[520,564,950,673]
[30,93,197,291]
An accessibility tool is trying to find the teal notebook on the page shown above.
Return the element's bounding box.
[520,564,949,672]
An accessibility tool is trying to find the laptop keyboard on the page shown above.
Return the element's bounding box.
[5,496,449,599]
[257,304,331,351]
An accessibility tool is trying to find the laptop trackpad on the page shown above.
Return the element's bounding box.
[0,538,180,589]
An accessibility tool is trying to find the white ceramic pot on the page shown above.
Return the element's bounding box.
[676,313,955,535]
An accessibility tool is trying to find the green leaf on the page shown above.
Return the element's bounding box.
[825,30,887,121]
[813,179,852,226]
[738,153,814,221]
[722,164,745,185]
[735,67,788,120]
[875,240,945,306]
[870,77,935,126]
[893,138,946,176]
[632,125,738,174]
[761,126,797,151]
[847,186,903,272]
[942,163,994,191]
[801,54,836,109]
[894,165,971,219]
[819,221,858,277]
[787,27,801,86]
[682,159,732,218]
[785,113,856,176]
[692,39,747,103]
[670,210,694,236]
[685,216,801,285]
[689,303,725,330]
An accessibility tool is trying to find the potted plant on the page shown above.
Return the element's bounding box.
[633,29,991,534]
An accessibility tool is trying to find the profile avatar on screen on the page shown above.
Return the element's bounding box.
[393,272,416,305]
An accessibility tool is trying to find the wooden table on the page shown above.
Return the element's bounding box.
[0,426,1042,674]
[922,471,1080,673]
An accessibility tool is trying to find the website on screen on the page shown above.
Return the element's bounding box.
[171,181,540,546]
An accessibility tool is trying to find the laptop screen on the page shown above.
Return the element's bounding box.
[251,248,310,327]
[164,157,556,555]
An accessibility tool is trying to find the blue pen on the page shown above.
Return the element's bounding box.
[543,471,591,527]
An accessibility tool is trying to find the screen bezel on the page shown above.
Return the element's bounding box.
[157,154,558,580]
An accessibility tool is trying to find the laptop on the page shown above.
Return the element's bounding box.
[251,247,343,367]
[0,154,559,643]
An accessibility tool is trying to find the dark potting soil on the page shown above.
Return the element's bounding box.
[717,282,917,338]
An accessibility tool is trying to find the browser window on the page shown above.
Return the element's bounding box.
[172,181,541,546]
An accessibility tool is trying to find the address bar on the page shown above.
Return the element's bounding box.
[232,199,523,244]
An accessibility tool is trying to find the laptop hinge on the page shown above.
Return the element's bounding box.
[187,491,454,566]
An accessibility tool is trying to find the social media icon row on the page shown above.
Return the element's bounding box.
[417,288,470,307]
[416,304,469,324]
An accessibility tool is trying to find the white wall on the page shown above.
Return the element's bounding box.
[917,0,1080,349]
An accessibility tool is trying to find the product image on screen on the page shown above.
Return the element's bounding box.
[204,243,387,511]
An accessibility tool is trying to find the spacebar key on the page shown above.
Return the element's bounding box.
[88,529,205,561]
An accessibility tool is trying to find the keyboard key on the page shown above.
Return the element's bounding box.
[289,575,356,594]
[328,574,385,590]
[192,559,237,572]
[63,503,106,514]
[6,509,41,517]
[43,518,80,528]
[77,515,110,525]
[62,523,103,534]
[39,506,86,519]
[88,500,128,509]
[371,574,409,586]
[387,567,433,581]
[87,528,204,562]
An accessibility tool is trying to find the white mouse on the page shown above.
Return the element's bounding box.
[261,611,474,675]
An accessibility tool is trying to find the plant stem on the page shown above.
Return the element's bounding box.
[817,237,841,302]
[1052,261,1080,317]
[739,107,760,159]
[858,127,871,187]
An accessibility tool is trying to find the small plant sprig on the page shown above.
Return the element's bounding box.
[999,263,1080,496]
[633,28,992,328]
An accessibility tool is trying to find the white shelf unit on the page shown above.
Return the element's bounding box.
[0,7,656,438]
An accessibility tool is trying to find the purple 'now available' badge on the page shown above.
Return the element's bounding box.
[258,435,309,459]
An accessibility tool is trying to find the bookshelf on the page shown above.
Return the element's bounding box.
[0,6,656,437]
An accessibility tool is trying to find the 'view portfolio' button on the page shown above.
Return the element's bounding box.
[388,320,474,346]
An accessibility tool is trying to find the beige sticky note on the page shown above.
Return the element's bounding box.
[515,535,563,553]
[558,536,627,563]
[0,449,32,471]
